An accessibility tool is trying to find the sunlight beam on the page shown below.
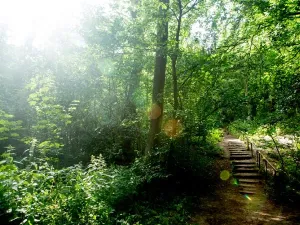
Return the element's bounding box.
[0,0,110,47]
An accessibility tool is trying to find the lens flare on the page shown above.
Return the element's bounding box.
[220,170,230,181]
[232,178,239,186]
[244,194,252,201]
[163,119,183,138]
[149,104,161,119]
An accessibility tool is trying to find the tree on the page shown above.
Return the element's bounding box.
[169,0,200,115]
[145,0,169,155]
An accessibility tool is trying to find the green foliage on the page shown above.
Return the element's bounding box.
[0,153,124,224]
[0,147,194,225]
[26,75,73,162]
[228,119,259,137]
[0,110,22,142]
[0,0,299,221]
[206,128,223,146]
[0,136,219,225]
[1,153,111,224]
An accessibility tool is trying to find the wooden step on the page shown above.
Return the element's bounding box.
[234,173,261,178]
[230,151,251,153]
[228,138,262,192]
[239,190,256,195]
[234,168,259,173]
[230,153,252,156]
[230,152,248,154]
[232,160,256,164]
[240,188,257,194]
[229,149,247,151]
[240,186,257,191]
[231,156,252,159]
[233,164,256,168]
[237,178,260,183]
[230,155,252,160]
[234,166,257,169]
[230,153,250,156]
[239,183,258,188]
[229,150,247,152]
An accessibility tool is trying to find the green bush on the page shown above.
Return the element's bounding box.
[206,128,223,146]
[0,153,114,225]
[0,127,222,225]
[1,147,191,225]
[228,119,259,137]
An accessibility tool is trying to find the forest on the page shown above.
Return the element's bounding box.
[0,0,299,224]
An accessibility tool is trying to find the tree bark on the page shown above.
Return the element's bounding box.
[145,0,169,155]
[171,0,182,115]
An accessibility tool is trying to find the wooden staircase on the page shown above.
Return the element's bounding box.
[228,140,261,195]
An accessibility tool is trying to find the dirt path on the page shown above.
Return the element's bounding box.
[190,135,300,225]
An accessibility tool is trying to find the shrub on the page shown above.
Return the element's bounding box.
[0,133,220,225]
[0,148,173,225]
[228,119,259,137]
[206,129,223,144]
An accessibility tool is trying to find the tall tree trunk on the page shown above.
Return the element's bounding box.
[171,0,182,115]
[145,0,169,155]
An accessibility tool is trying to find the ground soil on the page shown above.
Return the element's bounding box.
[190,135,300,225]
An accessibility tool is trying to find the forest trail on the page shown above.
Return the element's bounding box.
[191,135,300,225]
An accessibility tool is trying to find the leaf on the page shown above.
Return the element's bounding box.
[14,160,23,165]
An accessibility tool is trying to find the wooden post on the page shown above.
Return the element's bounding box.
[247,138,249,151]
[250,143,253,157]
[264,159,268,179]
[255,151,258,166]
[256,151,258,166]
[258,152,261,169]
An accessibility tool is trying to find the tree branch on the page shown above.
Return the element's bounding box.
[288,11,300,16]
[270,135,286,172]
[170,6,179,21]
[182,0,199,16]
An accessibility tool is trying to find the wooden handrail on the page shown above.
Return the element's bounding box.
[245,137,277,177]
[242,135,300,194]
[256,150,277,176]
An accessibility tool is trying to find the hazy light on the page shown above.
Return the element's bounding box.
[149,104,161,120]
[220,170,230,181]
[232,178,239,186]
[0,0,110,47]
[163,119,182,138]
[244,194,252,201]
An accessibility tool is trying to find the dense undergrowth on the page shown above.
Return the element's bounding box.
[228,119,300,204]
[0,129,223,225]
